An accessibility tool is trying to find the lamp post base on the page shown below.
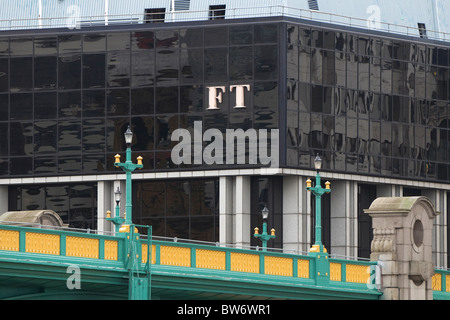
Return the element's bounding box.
[309,244,327,253]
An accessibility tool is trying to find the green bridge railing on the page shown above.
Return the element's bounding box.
[0,223,448,300]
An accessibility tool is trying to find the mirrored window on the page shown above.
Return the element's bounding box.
[107,51,130,87]
[35,56,57,90]
[58,55,81,90]
[132,50,155,87]
[10,57,32,92]
[83,54,105,88]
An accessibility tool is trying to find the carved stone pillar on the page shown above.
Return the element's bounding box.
[365,197,437,300]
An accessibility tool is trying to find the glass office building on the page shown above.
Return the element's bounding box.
[0,5,449,265]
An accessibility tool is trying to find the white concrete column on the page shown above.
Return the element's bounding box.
[329,180,358,258]
[219,176,234,244]
[98,180,127,235]
[234,176,251,248]
[329,180,347,257]
[97,181,112,234]
[422,188,446,267]
[350,181,359,258]
[283,176,309,254]
[0,185,8,216]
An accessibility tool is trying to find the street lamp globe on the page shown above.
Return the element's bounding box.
[124,125,133,146]
[314,154,322,172]
[261,206,269,220]
[114,186,121,206]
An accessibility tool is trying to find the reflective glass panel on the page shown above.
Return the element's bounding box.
[0,58,8,92]
[59,91,81,118]
[254,82,278,129]
[107,32,130,51]
[287,45,298,81]
[299,46,311,83]
[132,31,154,50]
[254,24,277,43]
[359,55,370,91]
[370,57,381,92]
[83,90,105,117]
[34,92,57,119]
[299,28,311,46]
[58,55,81,90]
[381,60,392,94]
[230,25,252,45]
[34,37,57,55]
[10,121,33,156]
[180,49,203,84]
[346,54,357,90]
[230,46,253,81]
[34,156,57,175]
[204,27,228,47]
[131,116,154,151]
[83,34,106,52]
[58,156,81,174]
[156,49,179,85]
[0,94,8,122]
[10,93,32,120]
[155,115,178,150]
[131,87,154,115]
[83,54,105,88]
[0,123,8,155]
[255,45,277,80]
[10,57,32,92]
[58,120,81,155]
[107,51,130,87]
[34,56,57,90]
[9,38,32,55]
[156,30,179,48]
[180,28,203,48]
[34,120,57,154]
[107,89,129,116]
[83,154,105,173]
[0,39,9,56]
[10,157,32,175]
[106,118,129,152]
[58,34,82,53]
[323,50,335,86]
[205,48,228,82]
[132,50,155,87]
[180,85,203,113]
[155,87,178,114]
[83,119,105,152]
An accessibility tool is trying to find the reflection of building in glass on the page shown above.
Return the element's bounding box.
[0,1,450,268]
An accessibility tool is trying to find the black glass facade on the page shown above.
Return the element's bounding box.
[0,19,448,183]
[0,23,280,178]
[8,183,97,229]
[287,22,450,182]
[133,178,219,242]
[2,17,450,244]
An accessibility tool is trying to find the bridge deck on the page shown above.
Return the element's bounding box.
[0,224,447,300]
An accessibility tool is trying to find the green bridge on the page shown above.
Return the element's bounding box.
[0,221,448,300]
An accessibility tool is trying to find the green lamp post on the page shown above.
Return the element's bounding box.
[111,125,143,231]
[253,206,276,251]
[306,154,331,254]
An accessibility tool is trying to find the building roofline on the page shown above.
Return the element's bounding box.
[1,14,449,49]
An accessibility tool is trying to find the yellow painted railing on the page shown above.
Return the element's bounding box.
[0,225,121,262]
[145,241,379,288]
[329,259,375,284]
[0,224,381,289]
[146,241,315,279]
[433,270,450,293]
